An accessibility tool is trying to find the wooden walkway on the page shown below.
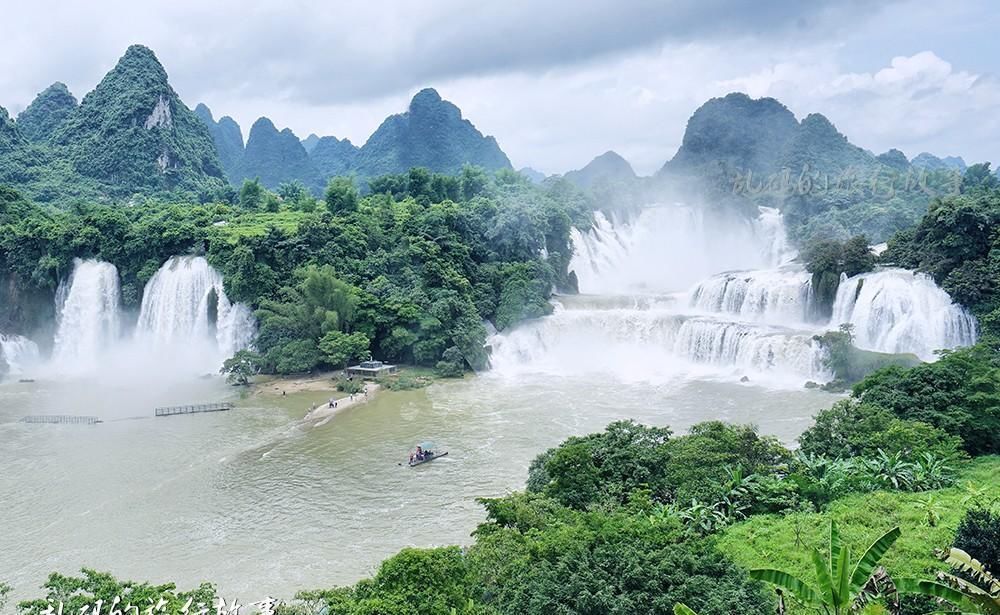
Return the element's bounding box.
[154,402,234,417]
[21,415,102,425]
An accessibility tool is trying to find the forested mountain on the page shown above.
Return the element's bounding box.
[563,151,636,189]
[310,135,359,178]
[660,92,965,244]
[911,152,968,172]
[353,88,512,178]
[0,107,24,153]
[518,167,546,184]
[664,93,799,177]
[194,103,245,184]
[0,48,518,201]
[51,45,226,196]
[301,133,320,153]
[240,117,321,191]
[15,82,77,143]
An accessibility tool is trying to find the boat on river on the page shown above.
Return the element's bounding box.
[407,441,448,467]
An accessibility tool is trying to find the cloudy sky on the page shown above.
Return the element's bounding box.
[2,0,998,175]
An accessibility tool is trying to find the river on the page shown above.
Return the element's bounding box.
[0,370,835,601]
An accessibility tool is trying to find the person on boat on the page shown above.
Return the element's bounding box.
[415,445,424,461]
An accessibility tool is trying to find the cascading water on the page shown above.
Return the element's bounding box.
[688,267,814,325]
[0,333,40,378]
[492,205,829,385]
[51,258,122,372]
[568,205,793,296]
[137,256,256,366]
[830,269,977,360]
[492,203,977,386]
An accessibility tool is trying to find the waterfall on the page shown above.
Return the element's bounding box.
[0,334,40,378]
[688,267,814,325]
[488,299,829,383]
[830,268,978,360]
[137,256,255,361]
[52,259,122,371]
[493,203,978,387]
[568,205,793,295]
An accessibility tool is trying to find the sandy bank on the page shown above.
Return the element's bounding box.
[304,382,380,422]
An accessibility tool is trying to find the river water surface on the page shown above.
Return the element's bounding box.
[0,372,834,601]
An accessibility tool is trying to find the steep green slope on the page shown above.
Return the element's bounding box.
[718,457,1000,605]
[15,82,77,143]
[309,135,359,178]
[194,103,245,184]
[51,45,226,196]
[239,117,321,191]
[564,150,637,189]
[0,106,25,153]
[354,88,511,178]
[664,92,800,177]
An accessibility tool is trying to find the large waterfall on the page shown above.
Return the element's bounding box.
[28,255,255,379]
[831,269,977,360]
[52,258,123,372]
[491,204,977,386]
[137,256,256,363]
[568,206,793,295]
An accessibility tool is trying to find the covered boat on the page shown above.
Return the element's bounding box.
[407,441,448,467]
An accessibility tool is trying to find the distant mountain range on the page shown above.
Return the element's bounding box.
[0,46,984,218]
[0,46,513,202]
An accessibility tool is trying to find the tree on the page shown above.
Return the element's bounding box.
[17,569,217,615]
[898,548,1000,614]
[543,443,602,509]
[799,398,964,461]
[954,508,1000,579]
[318,330,370,369]
[435,346,466,377]
[325,176,358,214]
[749,521,902,614]
[220,349,261,385]
[238,177,265,210]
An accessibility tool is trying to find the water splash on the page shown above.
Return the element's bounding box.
[0,334,40,378]
[569,204,793,295]
[688,266,814,326]
[488,298,829,385]
[52,258,122,372]
[831,268,977,359]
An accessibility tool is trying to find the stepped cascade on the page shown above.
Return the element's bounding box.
[137,255,256,361]
[492,204,978,386]
[831,269,977,360]
[0,334,40,377]
[51,258,122,371]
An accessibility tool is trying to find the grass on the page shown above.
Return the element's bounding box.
[209,210,307,242]
[716,456,1000,587]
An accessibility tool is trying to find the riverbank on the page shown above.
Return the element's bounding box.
[304,382,380,422]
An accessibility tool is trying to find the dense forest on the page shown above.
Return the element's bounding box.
[0,166,591,376]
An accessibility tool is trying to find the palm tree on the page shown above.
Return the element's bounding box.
[749,521,902,614]
[898,547,1000,614]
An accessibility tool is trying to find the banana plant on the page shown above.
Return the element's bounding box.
[897,547,1000,614]
[673,604,698,615]
[749,521,902,614]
